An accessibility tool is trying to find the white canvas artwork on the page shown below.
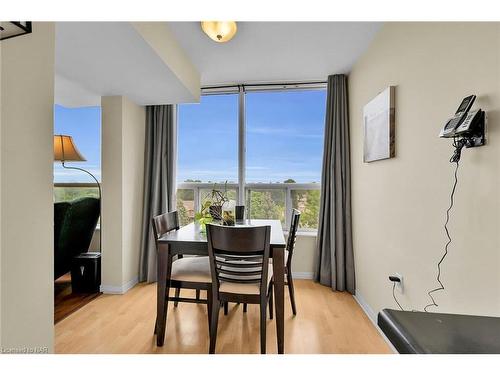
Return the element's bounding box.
[363,86,395,162]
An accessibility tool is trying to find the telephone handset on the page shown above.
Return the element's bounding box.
[439,95,476,138]
[439,95,485,149]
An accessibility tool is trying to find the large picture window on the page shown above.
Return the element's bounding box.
[176,85,326,230]
[177,94,239,184]
[246,90,325,183]
[177,94,239,225]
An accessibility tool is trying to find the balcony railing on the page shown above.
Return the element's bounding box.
[54,182,321,234]
[177,182,321,232]
[54,182,100,202]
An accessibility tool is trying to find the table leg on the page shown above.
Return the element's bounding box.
[272,246,285,354]
[156,244,171,346]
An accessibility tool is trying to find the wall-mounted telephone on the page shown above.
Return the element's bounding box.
[455,109,484,136]
[439,95,486,148]
[439,95,476,138]
[425,95,487,313]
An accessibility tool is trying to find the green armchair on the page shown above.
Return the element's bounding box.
[54,197,100,280]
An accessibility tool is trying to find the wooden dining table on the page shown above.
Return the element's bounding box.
[155,219,287,353]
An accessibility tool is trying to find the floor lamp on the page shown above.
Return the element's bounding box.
[54,134,102,253]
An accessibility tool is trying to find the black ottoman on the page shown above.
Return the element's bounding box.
[71,252,101,293]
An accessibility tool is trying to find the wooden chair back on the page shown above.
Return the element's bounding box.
[286,209,301,268]
[152,211,180,246]
[206,224,271,297]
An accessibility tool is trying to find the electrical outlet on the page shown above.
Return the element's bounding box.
[394,273,404,293]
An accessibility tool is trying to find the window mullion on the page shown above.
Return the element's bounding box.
[238,87,246,206]
[194,186,200,215]
[246,188,251,219]
[285,187,292,229]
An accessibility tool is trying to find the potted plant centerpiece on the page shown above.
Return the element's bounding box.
[195,182,229,231]
[195,200,213,232]
[207,182,229,221]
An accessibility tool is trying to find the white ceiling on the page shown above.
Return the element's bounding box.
[55,22,199,106]
[168,22,382,86]
[54,22,382,107]
[55,73,102,107]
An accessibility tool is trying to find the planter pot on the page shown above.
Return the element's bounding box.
[209,205,222,221]
[223,210,235,226]
[196,217,213,233]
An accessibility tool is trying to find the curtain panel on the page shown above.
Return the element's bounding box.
[139,105,177,283]
[314,74,355,294]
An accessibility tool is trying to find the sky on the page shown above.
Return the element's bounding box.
[54,90,326,184]
[177,90,326,184]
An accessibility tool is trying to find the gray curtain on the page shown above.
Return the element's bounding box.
[139,105,177,283]
[314,74,355,294]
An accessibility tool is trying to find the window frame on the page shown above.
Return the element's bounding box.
[177,82,326,232]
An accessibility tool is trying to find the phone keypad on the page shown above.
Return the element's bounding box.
[447,114,463,129]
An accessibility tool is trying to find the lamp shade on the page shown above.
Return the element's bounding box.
[54,135,86,162]
[201,21,237,43]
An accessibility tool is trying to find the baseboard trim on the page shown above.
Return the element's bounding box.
[353,290,398,354]
[353,290,377,322]
[100,276,138,295]
[292,272,313,279]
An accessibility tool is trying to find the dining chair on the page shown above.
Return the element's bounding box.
[153,212,200,307]
[283,208,301,315]
[152,211,213,341]
[206,224,273,354]
[241,209,301,315]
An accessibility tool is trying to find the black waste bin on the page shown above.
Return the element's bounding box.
[71,252,101,293]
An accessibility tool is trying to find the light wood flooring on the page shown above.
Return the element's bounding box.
[54,273,101,324]
[55,280,392,354]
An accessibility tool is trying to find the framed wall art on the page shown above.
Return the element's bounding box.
[363,86,395,163]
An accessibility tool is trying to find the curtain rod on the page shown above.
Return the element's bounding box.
[202,81,327,91]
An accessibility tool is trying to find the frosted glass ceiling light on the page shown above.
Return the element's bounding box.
[201,21,237,43]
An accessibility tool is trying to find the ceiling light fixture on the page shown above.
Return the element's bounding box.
[201,21,237,43]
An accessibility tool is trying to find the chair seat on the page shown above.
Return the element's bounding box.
[171,256,211,283]
[219,268,273,295]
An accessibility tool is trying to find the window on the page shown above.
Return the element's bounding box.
[53,105,101,202]
[177,94,238,184]
[246,90,325,183]
[177,86,325,231]
[247,189,286,224]
[291,189,321,229]
[245,90,325,229]
[176,188,195,226]
[177,94,239,225]
[54,186,100,203]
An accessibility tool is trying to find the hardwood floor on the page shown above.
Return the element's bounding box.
[54,273,101,324]
[55,280,392,354]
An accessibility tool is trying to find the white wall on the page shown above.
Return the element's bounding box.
[101,96,145,293]
[101,96,124,289]
[289,234,316,278]
[349,23,500,316]
[122,98,146,285]
[0,22,55,351]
